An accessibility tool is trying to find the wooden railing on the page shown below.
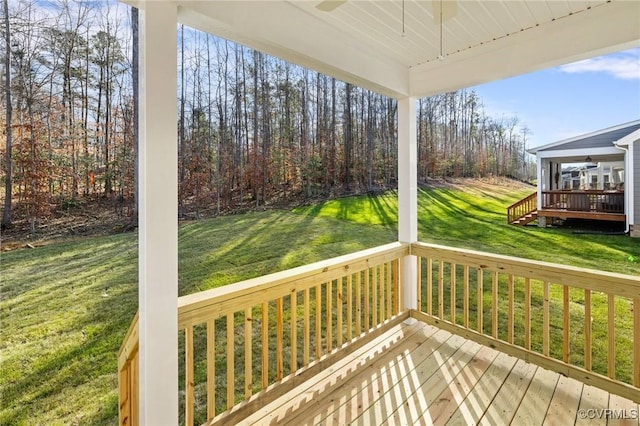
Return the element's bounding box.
[411,242,640,402]
[507,191,537,223]
[177,242,408,425]
[542,190,624,214]
[119,240,640,424]
[118,311,139,426]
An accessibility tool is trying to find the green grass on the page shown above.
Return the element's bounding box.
[1,212,394,425]
[2,181,639,425]
[295,185,640,275]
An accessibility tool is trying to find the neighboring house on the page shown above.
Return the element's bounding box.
[577,161,625,190]
[508,120,640,237]
[561,165,582,190]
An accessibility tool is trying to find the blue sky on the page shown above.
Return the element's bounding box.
[471,47,640,150]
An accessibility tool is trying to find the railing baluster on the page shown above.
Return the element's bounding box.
[463,266,469,328]
[315,284,321,360]
[386,261,392,320]
[438,260,444,319]
[347,274,353,341]
[337,278,343,347]
[427,258,433,316]
[398,260,404,312]
[372,266,378,326]
[364,270,370,330]
[245,307,253,398]
[290,292,297,372]
[131,353,138,426]
[416,257,422,313]
[227,313,234,409]
[355,272,362,335]
[207,319,215,419]
[379,264,385,323]
[261,302,268,389]
[393,260,399,314]
[543,281,550,357]
[563,285,570,363]
[276,297,283,380]
[327,280,333,352]
[477,268,483,333]
[508,274,514,344]
[524,278,531,350]
[185,325,194,426]
[303,288,310,366]
[584,290,592,371]
[492,272,498,339]
[450,263,457,324]
[634,298,640,387]
[608,293,615,380]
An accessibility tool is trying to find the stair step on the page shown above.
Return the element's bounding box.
[511,211,538,226]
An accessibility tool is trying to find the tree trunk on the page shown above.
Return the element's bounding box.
[344,82,352,191]
[2,0,12,229]
[131,6,139,220]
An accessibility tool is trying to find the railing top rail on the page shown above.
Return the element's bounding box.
[411,242,640,298]
[542,190,624,194]
[178,241,409,321]
[506,192,537,210]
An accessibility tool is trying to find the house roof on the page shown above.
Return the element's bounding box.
[615,128,640,147]
[127,0,640,99]
[528,120,640,154]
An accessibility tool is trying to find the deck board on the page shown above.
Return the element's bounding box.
[543,375,583,426]
[477,359,537,425]
[445,351,518,425]
[512,365,559,426]
[426,345,500,425]
[236,319,638,426]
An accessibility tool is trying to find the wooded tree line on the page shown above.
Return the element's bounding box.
[1,0,534,229]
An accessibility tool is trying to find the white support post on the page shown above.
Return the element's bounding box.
[138,3,178,425]
[398,97,417,310]
[537,157,545,210]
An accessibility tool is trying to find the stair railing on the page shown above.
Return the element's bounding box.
[507,192,537,224]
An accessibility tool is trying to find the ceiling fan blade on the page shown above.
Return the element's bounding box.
[316,0,347,12]
[432,0,457,23]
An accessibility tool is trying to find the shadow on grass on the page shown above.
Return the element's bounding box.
[1,247,137,425]
[178,210,325,295]
[367,191,396,227]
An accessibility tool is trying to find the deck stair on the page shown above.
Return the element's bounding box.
[512,210,538,225]
[507,192,538,225]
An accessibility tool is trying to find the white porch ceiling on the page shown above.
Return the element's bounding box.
[169,0,640,98]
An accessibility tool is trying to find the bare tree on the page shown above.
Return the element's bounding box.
[2,0,12,229]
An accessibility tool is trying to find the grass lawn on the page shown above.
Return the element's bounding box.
[2,180,638,425]
[296,182,640,275]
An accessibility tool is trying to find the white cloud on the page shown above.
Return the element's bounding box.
[559,49,640,80]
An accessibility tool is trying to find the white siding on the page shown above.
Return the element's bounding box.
[634,140,640,225]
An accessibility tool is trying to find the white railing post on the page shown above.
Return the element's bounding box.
[398,97,417,310]
[138,3,178,424]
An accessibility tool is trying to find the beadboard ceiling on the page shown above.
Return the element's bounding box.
[135,1,640,98]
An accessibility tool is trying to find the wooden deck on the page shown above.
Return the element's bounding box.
[240,318,640,426]
[508,190,627,225]
[538,209,626,222]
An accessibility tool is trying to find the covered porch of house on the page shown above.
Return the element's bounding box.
[121,0,640,424]
[507,155,627,226]
[536,149,627,225]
